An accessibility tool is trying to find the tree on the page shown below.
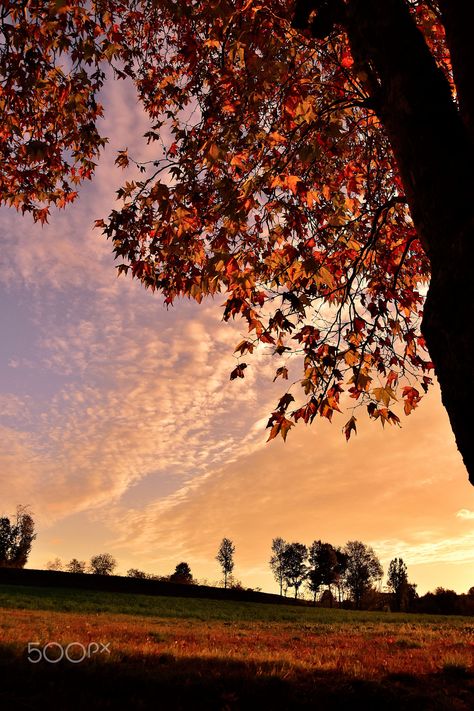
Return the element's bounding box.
[387,557,409,611]
[306,566,323,604]
[169,561,194,584]
[127,568,148,579]
[216,538,235,589]
[308,540,338,604]
[343,540,383,609]
[66,558,86,574]
[0,506,36,568]
[89,553,117,575]
[282,542,308,598]
[269,537,289,596]
[46,557,63,571]
[333,547,349,604]
[2,2,474,484]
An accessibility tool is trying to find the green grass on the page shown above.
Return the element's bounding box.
[0,583,472,628]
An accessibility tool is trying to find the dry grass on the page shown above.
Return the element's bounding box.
[1,587,474,709]
[1,607,474,678]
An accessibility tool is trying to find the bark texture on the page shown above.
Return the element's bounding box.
[299,0,474,482]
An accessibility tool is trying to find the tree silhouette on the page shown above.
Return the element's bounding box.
[127,568,148,579]
[269,537,289,596]
[308,540,338,604]
[0,506,36,568]
[2,2,474,482]
[66,559,86,574]
[46,558,63,571]
[282,542,308,599]
[343,540,383,609]
[216,538,235,589]
[170,561,193,584]
[387,557,409,611]
[89,553,117,576]
[333,547,349,604]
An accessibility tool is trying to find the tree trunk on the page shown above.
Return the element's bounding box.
[339,0,474,483]
[437,0,474,142]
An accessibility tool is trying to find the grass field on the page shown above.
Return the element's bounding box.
[1,584,473,709]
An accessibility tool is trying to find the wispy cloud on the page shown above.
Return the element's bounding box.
[373,531,474,566]
[456,509,474,520]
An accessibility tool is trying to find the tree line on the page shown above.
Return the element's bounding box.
[2,508,473,614]
[269,537,415,611]
[45,539,237,590]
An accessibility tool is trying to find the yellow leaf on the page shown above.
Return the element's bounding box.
[372,386,397,407]
[285,175,302,195]
[268,131,286,145]
[344,349,359,366]
[305,190,319,208]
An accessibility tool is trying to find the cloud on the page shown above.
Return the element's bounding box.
[0,393,32,422]
[0,277,278,526]
[373,532,474,566]
[456,509,474,520]
[101,381,470,583]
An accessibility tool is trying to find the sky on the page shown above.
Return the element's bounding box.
[1,75,474,597]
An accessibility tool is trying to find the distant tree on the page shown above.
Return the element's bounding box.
[0,506,36,568]
[269,537,289,596]
[306,566,324,604]
[282,542,308,599]
[66,558,86,574]
[228,576,243,590]
[387,557,409,611]
[468,586,474,597]
[89,553,117,576]
[417,587,459,615]
[308,541,338,605]
[404,582,418,611]
[126,568,148,579]
[169,561,193,584]
[344,541,383,609]
[46,557,63,571]
[216,538,235,589]
[333,547,349,604]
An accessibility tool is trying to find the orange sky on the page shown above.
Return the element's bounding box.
[1,77,473,596]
